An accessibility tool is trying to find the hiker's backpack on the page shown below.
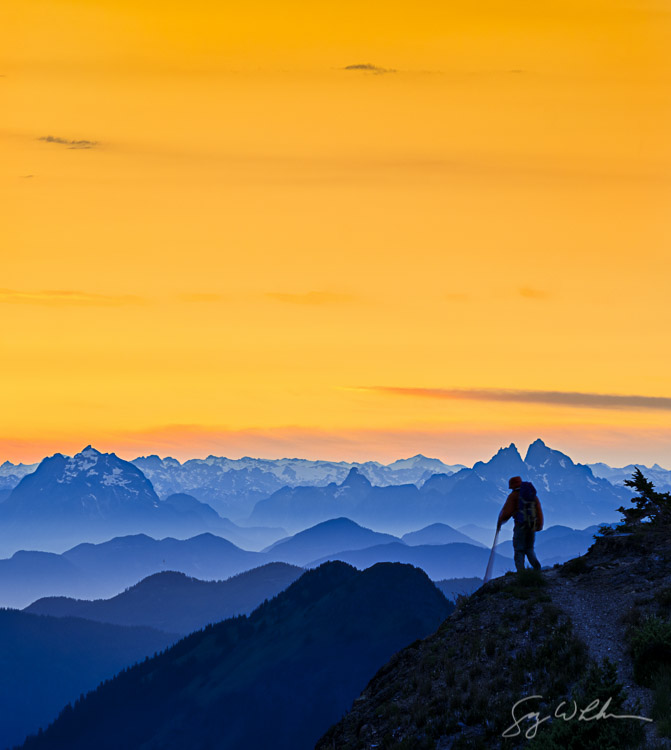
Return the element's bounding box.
[514,481,538,529]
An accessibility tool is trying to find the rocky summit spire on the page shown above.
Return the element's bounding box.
[340,466,372,489]
[525,439,573,468]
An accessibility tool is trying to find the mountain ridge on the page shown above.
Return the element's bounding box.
[23,562,303,634]
[17,561,453,750]
[250,440,629,532]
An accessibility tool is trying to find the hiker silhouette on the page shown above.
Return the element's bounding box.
[497,476,544,573]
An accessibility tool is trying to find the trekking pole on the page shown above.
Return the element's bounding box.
[483,527,500,584]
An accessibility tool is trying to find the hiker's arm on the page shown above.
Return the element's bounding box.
[535,497,544,531]
[497,492,516,529]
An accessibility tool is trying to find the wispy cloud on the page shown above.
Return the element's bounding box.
[38,135,99,149]
[519,287,550,300]
[266,291,355,305]
[0,289,146,307]
[362,386,671,412]
[343,63,396,75]
[176,293,228,303]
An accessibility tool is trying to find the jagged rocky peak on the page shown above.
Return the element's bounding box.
[73,445,102,464]
[63,446,110,473]
[474,442,525,476]
[490,443,524,465]
[341,466,372,488]
[499,442,521,457]
[525,439,574,469]
[80,445,101,456]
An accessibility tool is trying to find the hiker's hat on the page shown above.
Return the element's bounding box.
[508,476,522,489]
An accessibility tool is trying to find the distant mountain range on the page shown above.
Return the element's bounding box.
[0,440,660,559]
[588,461,671,492]
[131,453,465,518]
[24,562,303,635]
[262,517,400,565]
[494,523,606,566]
[0,518,406,608]
[0,609,175,750]
[457,523,512,545]
[250,440,630,532]
[0,460,38,490]
[0,533,267,608]
[309,541,514,580]
[17,562,453,750]
[434,576,483,600]
[0,517,468,608]
[401,522,487,547]
[0,447,285,556]
[0,515,611,609]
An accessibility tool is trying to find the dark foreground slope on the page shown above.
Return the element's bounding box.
[0,610,175,750]
[317,531,671,749]
[19,562,453,750]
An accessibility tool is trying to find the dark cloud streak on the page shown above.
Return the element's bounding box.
[343,63,396,75]
[364,386,671,411]
[39,135,99,149]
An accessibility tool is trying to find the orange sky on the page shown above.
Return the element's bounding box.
[2,0,670,466]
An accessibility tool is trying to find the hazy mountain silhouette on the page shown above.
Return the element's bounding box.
[249,467,378,530]
[0,550,90,609]
[589,461,671,492]
[24,563,302,635]
[132,454,464,519]
[0,609,175,750]
[2,524,401,610]
[18,562,453,750]
[132,455,289,518]
[0,533,268,608]
[0,460,39,491]
[494,523,607,566]
[249,440,628,532]
[457,523,513,545]
[61,533,267,594]
[262,517,401,565]
[402,522,486,547]
[309,541,513,579]
[159,493,284,549]
[161,492,222,522]
[0,443,632,556]
[0,448,285,556]
[434,576,483,600]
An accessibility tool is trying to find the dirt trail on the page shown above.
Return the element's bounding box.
[545,557,670,748]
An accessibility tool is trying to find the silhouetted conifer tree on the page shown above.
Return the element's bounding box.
[617,468,671,528]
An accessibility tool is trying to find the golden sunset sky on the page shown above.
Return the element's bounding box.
[2,0,670,465]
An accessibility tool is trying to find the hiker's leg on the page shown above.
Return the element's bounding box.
[525,529,541,571]
[514,550,526,573]
[512,525,526,573]
[526,548,541,570]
